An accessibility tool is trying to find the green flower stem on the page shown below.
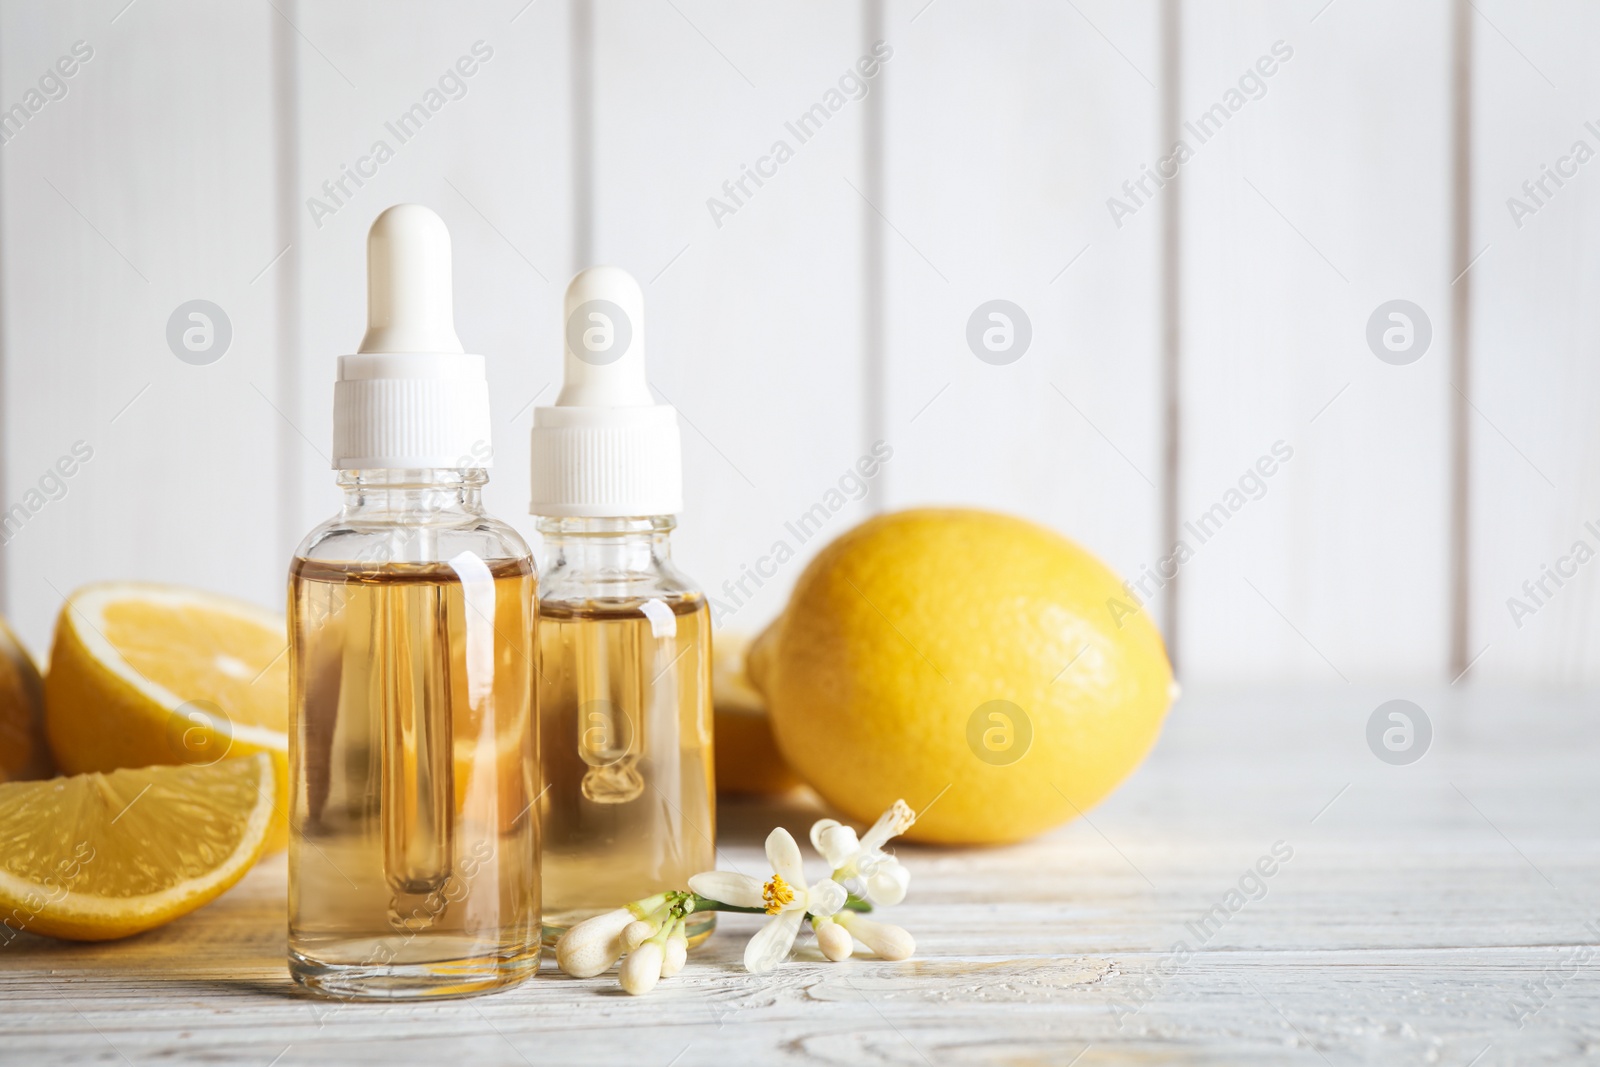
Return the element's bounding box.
[687,894,765,915]
[685,893,873,916]
[647,915,679,946]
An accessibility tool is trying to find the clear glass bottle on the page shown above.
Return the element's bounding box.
[529,266,715,945]
[289,469,540,997]
[536,515,714,944]
[287,204,540,999]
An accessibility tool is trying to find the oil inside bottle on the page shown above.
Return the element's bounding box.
[288,556,539,997]
[538,594,715,944]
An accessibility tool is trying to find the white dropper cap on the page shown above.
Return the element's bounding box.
[529,266,682,516]
[331,204,493,469]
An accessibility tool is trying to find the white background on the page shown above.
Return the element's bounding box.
[0,0,1589,687]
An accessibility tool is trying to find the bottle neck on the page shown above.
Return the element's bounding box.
[338,468,487,523]
[536,516,676,575]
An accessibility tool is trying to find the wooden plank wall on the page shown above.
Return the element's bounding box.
[1466,0,1600,685]
[0,0,1590,686]
[1174,0,1454,682]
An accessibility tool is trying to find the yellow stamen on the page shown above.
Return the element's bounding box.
[762,873,796,915]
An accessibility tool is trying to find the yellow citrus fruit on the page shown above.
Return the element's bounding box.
[43,583,289,849]
[749,508,1173,845]
[0,754,275,941]
[0,617,52,783]
[712,634,801,796]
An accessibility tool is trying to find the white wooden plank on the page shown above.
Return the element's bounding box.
[0,0,282,654]
[1174,0,1455,682]
[1464,1,1600,684]
[284,0,570,557]
[879,0,1167,630]
[585,0,869,635]
[2,687,1598,1064]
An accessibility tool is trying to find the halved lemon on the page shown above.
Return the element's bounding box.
[0,754,275,940]
[0,616,52,783]
[43,583,289,849]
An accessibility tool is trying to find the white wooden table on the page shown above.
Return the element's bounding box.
[3,688,1595,1066]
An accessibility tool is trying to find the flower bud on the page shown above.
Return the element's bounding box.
[622,919,658,951]
[661,930,688,977]
[555,907,635,978]
[619,940,666,995]
[813,917,853,962]
[837,912,914,961]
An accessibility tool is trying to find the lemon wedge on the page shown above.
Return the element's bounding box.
[43,582,289,848]
[0,754,275,940]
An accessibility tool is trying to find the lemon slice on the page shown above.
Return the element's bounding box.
[0,616,52,783]
[0,754,275,940]
[43,583,289,848]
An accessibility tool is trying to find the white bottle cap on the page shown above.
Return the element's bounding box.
[529,266,682,516]
[331,204,493,469]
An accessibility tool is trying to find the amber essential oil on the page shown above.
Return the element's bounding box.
[537,592,714,943]
[288,556,540,997]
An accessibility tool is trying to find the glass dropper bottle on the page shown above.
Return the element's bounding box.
[530,266,716,945]
[287,204,541,999]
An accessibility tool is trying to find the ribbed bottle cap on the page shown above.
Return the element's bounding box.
[331,204,493,469]
[529,266,682,517]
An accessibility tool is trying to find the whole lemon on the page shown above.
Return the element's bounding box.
[748,508,1172,844]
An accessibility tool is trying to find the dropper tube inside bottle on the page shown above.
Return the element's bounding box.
[351,206,470,922]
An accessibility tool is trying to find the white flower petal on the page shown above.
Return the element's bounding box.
[805,878,848,917]
[865,861,910,906]
[809,818,841,854]
[859,799,916,854]
[744,909,805,973]
[765,827,806,888]
[813,822,861,870]
[688,870,765,909]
